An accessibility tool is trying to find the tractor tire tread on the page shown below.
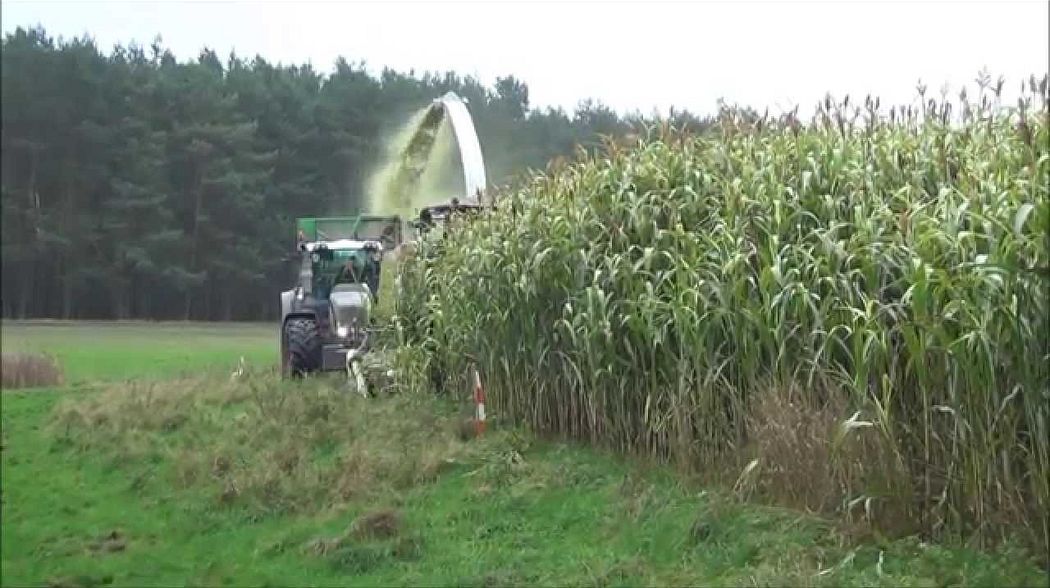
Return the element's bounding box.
[284,317,321,376]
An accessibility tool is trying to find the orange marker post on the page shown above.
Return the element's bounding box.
[472,366,486,436]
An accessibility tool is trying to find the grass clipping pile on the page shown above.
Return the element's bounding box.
[49,370,486,517]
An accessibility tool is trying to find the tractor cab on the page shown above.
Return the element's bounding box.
[301,241,382,302]
[294,216,401,301]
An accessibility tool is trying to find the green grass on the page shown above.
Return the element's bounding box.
[1,321,275,383]
[1,323,1046,587]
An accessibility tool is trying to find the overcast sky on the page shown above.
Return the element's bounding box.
[2,0,1047,117]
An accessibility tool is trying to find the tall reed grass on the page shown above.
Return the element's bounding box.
[396,76,1050,550]
[2,352,63,389]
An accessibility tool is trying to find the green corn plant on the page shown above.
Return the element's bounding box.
[397,75,1050,555]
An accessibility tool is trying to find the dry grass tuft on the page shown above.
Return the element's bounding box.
[742,385,913,537]
[87,530,127,554]
[351,509,403,540]
[2,352,63,389]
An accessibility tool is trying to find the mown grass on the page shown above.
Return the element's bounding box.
[0,321,275,383]
[2,324,1046,586]
[5,375,1046,587]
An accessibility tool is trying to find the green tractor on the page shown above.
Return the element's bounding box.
[279,215,402,391]
[279,92,491,392]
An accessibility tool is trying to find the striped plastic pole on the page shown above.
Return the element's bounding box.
[473,366,486,436]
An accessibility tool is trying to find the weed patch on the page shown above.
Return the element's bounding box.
[300,509,422,575]
[47,371,488,519]
[351,509,403,540]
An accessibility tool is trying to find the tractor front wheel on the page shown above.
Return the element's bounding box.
[283,317,321,377]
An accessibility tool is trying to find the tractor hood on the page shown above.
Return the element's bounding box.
[329,283,372,339]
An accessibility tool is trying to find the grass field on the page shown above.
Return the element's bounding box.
[1,322,1046,587]
[1,321,276,383]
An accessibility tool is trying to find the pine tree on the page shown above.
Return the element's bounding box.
[1,25,696,320]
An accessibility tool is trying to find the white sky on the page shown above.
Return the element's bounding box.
[2,0,1048,117]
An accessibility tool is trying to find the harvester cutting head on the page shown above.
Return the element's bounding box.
[411,198,483,239]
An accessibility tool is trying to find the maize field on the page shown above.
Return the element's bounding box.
[396,76,1050,551]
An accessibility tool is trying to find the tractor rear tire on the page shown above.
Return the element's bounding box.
[284,317,321,377]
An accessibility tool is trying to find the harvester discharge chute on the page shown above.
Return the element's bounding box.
[279,91,491,396]
[374,91,489,218]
